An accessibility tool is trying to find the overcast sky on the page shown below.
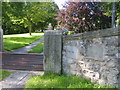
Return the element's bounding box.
[54,0,68,9]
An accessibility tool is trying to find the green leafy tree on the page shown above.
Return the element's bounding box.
[2,2,28,34]
[24,2,58,34]
[99,2,120,27]
[2,2,58,35]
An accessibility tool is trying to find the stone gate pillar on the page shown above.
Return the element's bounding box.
[0,29,3,52]
[44,30,63,74]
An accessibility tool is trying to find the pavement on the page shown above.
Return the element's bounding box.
[0,70,44,89]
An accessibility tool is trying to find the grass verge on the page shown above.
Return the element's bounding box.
[28,41,44,53]
[0,70,12,80]
[25,72,111,88]
[4,35,43,51]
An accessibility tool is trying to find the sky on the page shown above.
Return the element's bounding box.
[54,0,68,9]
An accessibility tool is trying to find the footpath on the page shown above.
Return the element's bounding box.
[0,71,43,89]
[1,36,44,89]
[12,37,44,53]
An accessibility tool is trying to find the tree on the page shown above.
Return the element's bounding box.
[2,2,58,35]
[55,2,111,33]
[2,2,27,34]
[24,2,47,35]
[99,2,120,27]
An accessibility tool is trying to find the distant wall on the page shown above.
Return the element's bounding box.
[62,27,120,87]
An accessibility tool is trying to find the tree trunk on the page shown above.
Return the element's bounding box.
[112,2,116,28]
[116,17,120,27]
[29,25,32,35]
[53,25,55,30]
[41,29,44,32]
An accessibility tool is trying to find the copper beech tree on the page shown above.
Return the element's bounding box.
[55,2,111,33]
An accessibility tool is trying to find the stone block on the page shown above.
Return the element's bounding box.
[67,58,76,64]
[106,61,117,68]
[66,46,79,59]
[86,44,104,60]
[86,62,100,71]
[78,61,86,69]
[79,45,85,56]
[92,38,103,44]
[98,79,107,85]
[103,36,119,46]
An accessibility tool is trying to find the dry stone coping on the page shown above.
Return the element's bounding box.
[63,27,120,40]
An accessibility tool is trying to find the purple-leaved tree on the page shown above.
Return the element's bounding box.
[55,2,111,33]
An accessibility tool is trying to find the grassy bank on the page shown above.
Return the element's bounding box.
[28,41,44,53]
[25,72,111,88]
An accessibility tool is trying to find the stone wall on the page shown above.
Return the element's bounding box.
[62,27,120,87]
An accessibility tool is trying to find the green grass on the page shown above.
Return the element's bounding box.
[28,41,44,53]
[25,72,111,88]
[4,35,43,51]
[0,70,12,80]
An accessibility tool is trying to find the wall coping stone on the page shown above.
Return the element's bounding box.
[63,27,120,40]
[45,30,63,35]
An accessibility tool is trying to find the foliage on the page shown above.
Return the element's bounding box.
[2,2,28,34]
[0,70,12,80]
[28,41,44,53]
[99,2,120,26]
[55,2,111,33]
[2,2,58,35]
[25,72,112,88]
[99,2,120,18]
[4,34,43,51]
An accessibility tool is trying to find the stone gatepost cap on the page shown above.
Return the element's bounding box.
[45,30,63,35]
